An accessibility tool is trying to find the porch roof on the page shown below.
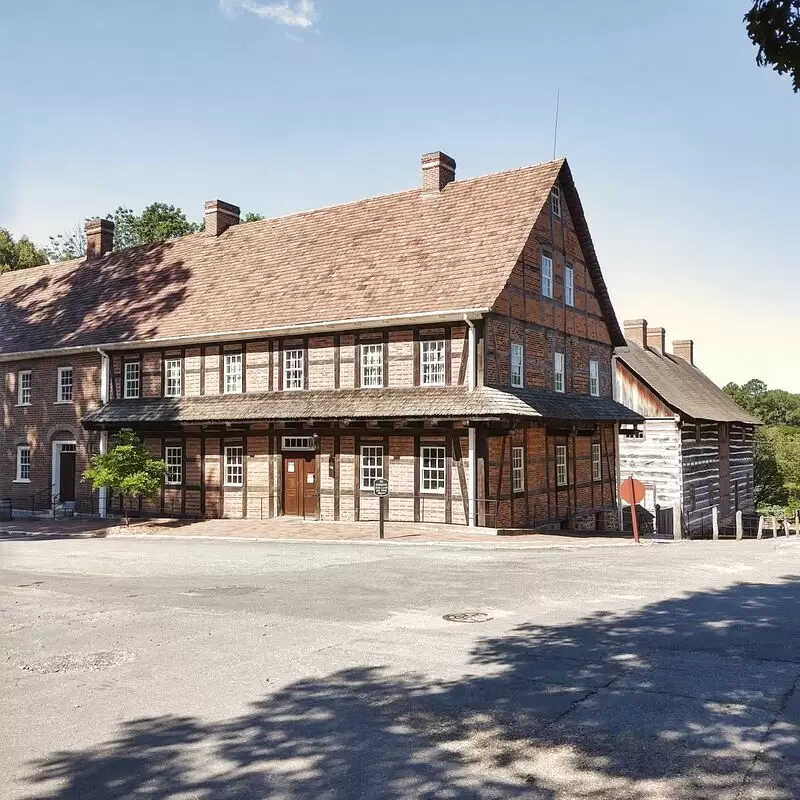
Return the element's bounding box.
[81,386,642,428]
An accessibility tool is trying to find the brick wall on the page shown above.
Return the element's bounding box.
[1,353,102,511]
[486,423,617,530]
[486,182,614,395]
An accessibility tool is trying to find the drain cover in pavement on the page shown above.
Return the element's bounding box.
[443,611,493,623]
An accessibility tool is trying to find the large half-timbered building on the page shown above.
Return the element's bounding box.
[1,153,639,529]
[615,320,760,536]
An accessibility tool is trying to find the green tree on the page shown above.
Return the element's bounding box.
[83,429,167,524]
[46,225,87,262]
[744,0,800,91]
[0,228,49,273]
[770,426,800,509]
[753,427,788,508]
[109,203,200,250]
[243,212,265,223]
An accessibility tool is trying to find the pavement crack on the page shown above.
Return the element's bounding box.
[734,667,800,799]
[546,668,627,727]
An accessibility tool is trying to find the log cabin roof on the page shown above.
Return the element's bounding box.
[0,158,625,357]
[81,386,641,428]
[616,341,761,425]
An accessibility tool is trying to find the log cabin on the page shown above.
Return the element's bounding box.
[1,152,640,529]
[615,320,760,536]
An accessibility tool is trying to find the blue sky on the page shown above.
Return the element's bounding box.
[3,0,798,389]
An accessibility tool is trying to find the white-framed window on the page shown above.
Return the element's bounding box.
[512,446,525,492]
[165,445,183,485]
[17,370,31,405]
[556,444,568,486]
[554,352,565,393]
[421,445,446,493]
[224,445,244,486]
[541,254,553,298]
[360,343,384,388]
[420,340,446,386]
[15,445,31,482]
[164,358,181,397]
[283,348,304,391]
[224,353,243,394]
[281,436,315,451]
[511,343,524,388]
[551,185,562,217]
[57,366,73,402]
[124,361,140,399]
[592,443,602,482]
[360,445,384,489]
[589,359,600,397]
[565,264,574,307]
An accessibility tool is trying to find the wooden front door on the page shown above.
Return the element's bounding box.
[282,454,317,517]
[59,452,76,501]
[718,423,731,518]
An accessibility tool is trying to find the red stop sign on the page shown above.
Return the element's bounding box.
[620,477,645,506]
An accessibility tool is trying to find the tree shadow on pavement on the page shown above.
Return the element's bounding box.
[21,577,800,799]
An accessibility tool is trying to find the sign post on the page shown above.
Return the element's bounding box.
[373,478,389,539]
[619,475,646,544]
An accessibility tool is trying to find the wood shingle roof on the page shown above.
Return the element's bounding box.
[82,386,641,428]
[616,342,761,425]
[0,158,624,356]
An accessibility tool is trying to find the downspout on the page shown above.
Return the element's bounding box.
[612,353,623,530]
[97,348,110,518]
[464,316,477,527]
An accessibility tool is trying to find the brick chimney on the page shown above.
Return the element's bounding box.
[204,200,240,237]
[421,152,456,193]
[673,340,694,365]
[646,326,666,354]
[623,319,648,348]
[85,219,114,259]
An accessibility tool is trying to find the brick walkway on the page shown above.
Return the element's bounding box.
[1,516,639,546]
[121,517,636,546]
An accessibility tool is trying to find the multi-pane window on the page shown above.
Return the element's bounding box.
[224,353,243,394]
[511,343,524,388]
[164,358,181,397]
[360,445,384,489]
[124,361,140,399]
[550,185,562,217]
[16,445,30,481]
[554,352,565,393]
[589,359,599,397]
[165,446,183,485]
[17,371,31,405]
[421,340,446,386]
[565,264,574,307]
[281,436,315,451]
[541,254,553,298]
[512,446,525,492]
[361,343,384,388]
[592,443,602,482]
[421,445,446,493]
[556,444,568,486]
[283,349,304,390]
[57,366,73,402]
[224,445,244,486]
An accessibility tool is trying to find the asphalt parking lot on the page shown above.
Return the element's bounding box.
[3,535,800,799]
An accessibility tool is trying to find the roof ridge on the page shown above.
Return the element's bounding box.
[230,158,567,232]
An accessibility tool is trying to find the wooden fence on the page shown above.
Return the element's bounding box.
[706,508,800,540]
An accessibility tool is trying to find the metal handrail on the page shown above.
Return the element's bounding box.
[30,485,53,514]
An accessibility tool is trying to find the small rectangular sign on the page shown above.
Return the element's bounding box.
[373,478,389,497]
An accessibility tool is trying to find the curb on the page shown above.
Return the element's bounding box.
[106,531,654,551]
